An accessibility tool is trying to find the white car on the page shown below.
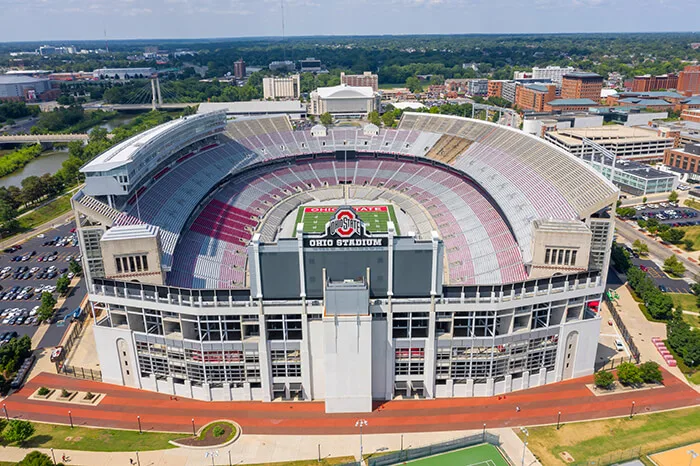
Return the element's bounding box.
[37,234,46,239]
[615,339,625,351]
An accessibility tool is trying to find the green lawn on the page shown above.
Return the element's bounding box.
[18,194,72,231]
[520,407,700,466]
[401,444,508,466]
[679,225,700,250]
[297,205,400,235]
[668,293,700,327]
[3,422,180,452]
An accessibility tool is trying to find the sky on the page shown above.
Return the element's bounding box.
[0,0,699,42]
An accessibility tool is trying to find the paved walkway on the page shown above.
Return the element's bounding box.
[0,427,540,465]
[3,371,698,437]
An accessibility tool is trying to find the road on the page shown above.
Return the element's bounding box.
[630,257,691,293]
[615,219,700,278]
[0,220,84,349]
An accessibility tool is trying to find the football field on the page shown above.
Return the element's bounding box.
[295,205,400,235]
[399,444,509,466]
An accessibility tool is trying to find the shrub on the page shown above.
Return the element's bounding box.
[37,387,50,396]
[3,419,35,445]
[85,391,95,400]
[594,371,615,389]
[212,425,225,437]
[617,362,644,386]
[61,388,69,398]
[640,361,663,384]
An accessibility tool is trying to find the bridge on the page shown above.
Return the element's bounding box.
[85,103,193,111]
[0,133,90,145]
[83,77,196,112]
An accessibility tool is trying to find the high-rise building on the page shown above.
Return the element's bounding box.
[678,66,700,96]
[340,72,378,92]
[467,79,489,96]
[531,66,576,86]
[233,58,246,80]
[515,83,557,112]
[631,74,678,92]
[263,75,301,100]
[487,80,506,99]
[561,72,603,101]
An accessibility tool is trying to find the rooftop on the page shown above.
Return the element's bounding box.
[197,101,305,115]
[101,224,159,242]
[524,84,552,92]
[313,84,375,99]
[617,98,673,106]
[548,125,671,145]
[547,98,598,107]
[563,72,602,79]
[0,74,50,84]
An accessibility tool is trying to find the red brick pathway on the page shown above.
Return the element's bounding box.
[3,370,698,435]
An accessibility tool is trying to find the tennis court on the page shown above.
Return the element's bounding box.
[399,444,509,466]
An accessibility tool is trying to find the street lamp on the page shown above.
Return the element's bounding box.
[137,415,142,434]
[2,403,8,421]
[557,411,561,430]
[192,418,196,436]
[50,448,56,465]
[630,401,636,419]
[205,450,219,466]
[68,410,73,428]
[482,423,486,441]
[689,449,698,466]
[520,427,529,466]
[355,419,368,462]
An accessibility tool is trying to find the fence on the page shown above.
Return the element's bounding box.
[61,365,102,381]
[570,446,642,465]
[602,294,641,365]
[61,312,88,357]
[338,432,500,466]
[595,355,638,372]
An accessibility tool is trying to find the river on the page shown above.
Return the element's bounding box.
[0,150,69,189]
[88,114,135,133]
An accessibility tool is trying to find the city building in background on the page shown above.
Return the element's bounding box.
[561,72,604,101]
[0,74,57,101]
[263,75,301,100]
[678,65,700,95]
[664,143,700,174]
[299,58,322,73]
[515,83,557,112]
[234,58,246,80]
[197,101,306,119]
[631,73,679,92]
[93,67,155,79]
[309,84,380,117]
[340,72,379,92]
[269,61,296,72]
[543,98,599,112]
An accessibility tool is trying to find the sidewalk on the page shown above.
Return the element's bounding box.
[0,428,524,466]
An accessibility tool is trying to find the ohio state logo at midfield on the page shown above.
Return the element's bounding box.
[326,206,367,238]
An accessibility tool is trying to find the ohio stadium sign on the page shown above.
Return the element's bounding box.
[304,206,388,248]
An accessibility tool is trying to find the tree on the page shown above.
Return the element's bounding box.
[632,240,649,256]
[37,292,57,323]
[367,111,381,126]
[663,255,686,277]
[69,259,83,276]
[17,451,59,466]
[616,362,643,386]
[0,199,18,232]
[642,196,648,204]
[319,112,333,126]
[639,361,663,384]
[3,419,35,445]
[611,243,631,273]
[405,76,423,93]
[659,228,685,244]
[616,207,635,218]
[55,275,70,296]
[594,370,614,389]
[668,190,679,203]
[382,111,396,127]
[684,239,694,251]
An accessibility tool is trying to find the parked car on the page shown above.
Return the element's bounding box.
[615,339,625,351]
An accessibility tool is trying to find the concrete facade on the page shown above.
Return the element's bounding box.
[263,75,301,100]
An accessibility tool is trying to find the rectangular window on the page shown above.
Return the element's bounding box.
[557,250,564,265]
[564,250,570,265]
[129,256,136,272]
[116,258,122,273]
[545,249,551,264]
[142,255,149,271]
[135,256,142,272]
[571,250,577,265]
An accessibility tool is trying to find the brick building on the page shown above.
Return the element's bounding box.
[487,80,505,98]
[233,58,246,80]
[543,98,599,112]
[631,74,678,92]
[561,72,603,101]
[678,66,700,96]
[340,72,379,92]
[515,83,557,112]
[664,143,700,173]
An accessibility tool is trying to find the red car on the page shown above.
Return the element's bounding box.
[640,265,649,272]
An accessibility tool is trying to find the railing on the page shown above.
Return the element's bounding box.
[595,355,638,372]
[61,365,102,382]
[338,432,501,466]
[603,293,641,364]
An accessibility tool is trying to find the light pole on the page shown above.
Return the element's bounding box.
[557,411,561,430]
[205,450,219,466]
[68,410,73,428]
[483,423,486,441]
[50,448,56,465]
[2,403,7,421]
[630,401,636,419]
[520,427,529,466]
[137,415,142,434]
[400,434,403,452]
[355,419,368,462]
[135,451,141,466]
[689,449,698,466]
[192,418,196,436]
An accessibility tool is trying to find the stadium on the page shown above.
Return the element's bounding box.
[73,110,618,413]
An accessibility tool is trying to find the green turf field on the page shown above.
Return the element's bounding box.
[401,444,509,466]
[296,205,401,235]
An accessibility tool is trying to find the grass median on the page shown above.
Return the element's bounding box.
[11,422,180,452]
[519,406,700,466]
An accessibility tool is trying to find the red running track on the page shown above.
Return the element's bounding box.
[3,370,699,435]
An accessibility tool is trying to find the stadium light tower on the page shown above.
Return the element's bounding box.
[355,419,368,461]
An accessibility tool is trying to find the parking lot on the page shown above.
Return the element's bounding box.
[0,219,86,349]
[631,202,700,227]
